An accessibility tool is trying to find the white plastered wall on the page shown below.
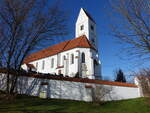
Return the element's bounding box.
[0,73,141,102]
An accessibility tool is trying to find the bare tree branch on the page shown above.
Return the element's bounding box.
[0,0,69,94]
[110,0,150,59]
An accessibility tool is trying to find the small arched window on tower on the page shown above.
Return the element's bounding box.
[71,54,74,64]
[91,38,95,43]
[81,53,85,63]
[80,25,84,30]
[91,25,94,31]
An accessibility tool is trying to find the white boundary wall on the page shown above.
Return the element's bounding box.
[0,73,141,102]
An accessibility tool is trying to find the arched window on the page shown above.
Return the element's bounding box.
[63,55,66,60]
[42,60,45,70]
[81,53,85,63]
[63,55,66,65]
[51,58,54,68]
[36,62,38,69]
[80,25,84,30]
[71,54,74,64]
[91,25,94,31]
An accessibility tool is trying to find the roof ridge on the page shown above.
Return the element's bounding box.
[80,36,96,50]
[78,35,86,47]
[64,35,86,48]
[60,35,82,52]
[61,40,71,52]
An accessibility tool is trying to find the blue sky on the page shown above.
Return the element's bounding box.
[50,0,150,80]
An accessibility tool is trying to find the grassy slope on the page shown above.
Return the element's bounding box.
[0,95,149,113]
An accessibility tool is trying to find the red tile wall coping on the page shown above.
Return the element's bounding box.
[20,75,138,88]
[0,69,138,88]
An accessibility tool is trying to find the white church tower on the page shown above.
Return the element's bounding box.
[76,8,98,49]
[76,8,101,79]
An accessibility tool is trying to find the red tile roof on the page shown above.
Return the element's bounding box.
[23,35,95,64]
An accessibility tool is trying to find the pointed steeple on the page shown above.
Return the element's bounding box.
[81,8,96,23]
[75,8,98,50]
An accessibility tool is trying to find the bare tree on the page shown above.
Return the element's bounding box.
[0,0,68,95]
[134,68,150,97]
[110,0,150,59]
[92,85,112,104]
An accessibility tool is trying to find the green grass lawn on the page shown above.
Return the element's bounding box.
[0,94,149,113]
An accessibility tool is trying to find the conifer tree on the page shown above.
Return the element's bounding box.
[115,69,126,82]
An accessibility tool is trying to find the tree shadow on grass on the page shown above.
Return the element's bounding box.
[0,96,85,113]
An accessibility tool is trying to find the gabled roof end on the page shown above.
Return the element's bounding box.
[80,8,96,23]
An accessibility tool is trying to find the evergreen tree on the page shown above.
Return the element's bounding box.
[115,69,126,82]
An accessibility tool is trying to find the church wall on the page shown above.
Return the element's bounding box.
[0,73,141,102]
[29,54,58,74]
[58,48,79,77]
[76,48,94,77]
[24,47,96,79]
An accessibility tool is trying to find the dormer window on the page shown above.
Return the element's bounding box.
[91,25,94,31]
[80,25,84,30]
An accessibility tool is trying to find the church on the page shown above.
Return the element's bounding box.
[22,8,101,80]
